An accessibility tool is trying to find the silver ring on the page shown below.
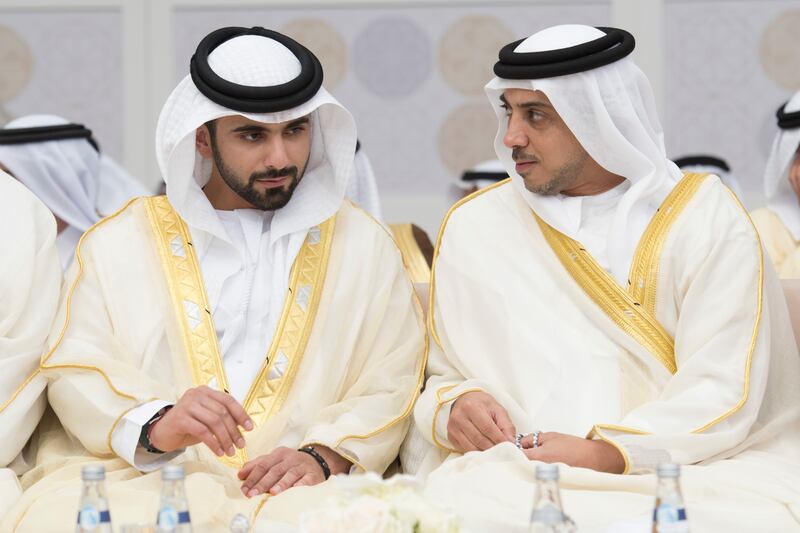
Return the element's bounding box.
[515,433,524,449]
[532,430,542,448]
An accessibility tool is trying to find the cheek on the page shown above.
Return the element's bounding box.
[288,136,312,168]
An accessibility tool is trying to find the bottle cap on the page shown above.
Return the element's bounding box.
[657,463,680,478]
[535,463,559,481]
[230,513,250,533]
[81,465,106,481]
[162,465,186,481]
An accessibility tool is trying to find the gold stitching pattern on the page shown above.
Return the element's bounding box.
[144,196,229,393]
[243,217,336,427]
[535,212,678,373]
[389,223,431,284]
[627,173,709,315]
[691,188,763,433]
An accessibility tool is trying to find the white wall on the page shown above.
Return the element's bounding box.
[1,0,798,235]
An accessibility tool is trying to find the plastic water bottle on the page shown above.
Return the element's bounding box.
[529,464,576,532]
[156,465,193,532]
[75,465,112,533]
[652,463,689,533]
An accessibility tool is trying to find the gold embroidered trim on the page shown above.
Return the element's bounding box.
[627,173,709,315]
[535,212,678,373]
[242,216,336,428]
[144,196,229,393]
[145,196,336,468]
[390,223,431,284]
[691,188,763,433]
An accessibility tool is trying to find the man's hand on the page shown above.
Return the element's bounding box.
[237,445,351,497]
[149,386,253,457]
[521,432,625,474]
[447,391,515,453]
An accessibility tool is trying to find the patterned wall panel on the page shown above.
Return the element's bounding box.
[0,10,123,159]
[665,1,800,207]
[173,2,611,216]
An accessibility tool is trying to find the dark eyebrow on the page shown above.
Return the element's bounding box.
[499,94,551,111]
[284,116,310,129]
[231,124,267,134]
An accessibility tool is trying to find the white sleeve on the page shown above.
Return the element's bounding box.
[110,400,183,472]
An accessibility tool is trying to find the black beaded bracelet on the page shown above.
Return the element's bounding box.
[298,446,331,479]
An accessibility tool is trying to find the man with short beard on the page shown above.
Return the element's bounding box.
[412,24,800,531]
[3,27,424,530]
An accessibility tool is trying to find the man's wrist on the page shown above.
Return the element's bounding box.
[304,444,352,475]
[593,439,625,474]
[140,405,173,453]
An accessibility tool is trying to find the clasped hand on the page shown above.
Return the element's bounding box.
[447,391,624,474]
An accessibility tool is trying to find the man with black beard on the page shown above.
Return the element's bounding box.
[3,27,425,530]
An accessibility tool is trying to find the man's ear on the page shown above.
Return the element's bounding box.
[196,125,213,159]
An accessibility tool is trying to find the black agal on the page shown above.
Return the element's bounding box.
[493,27,635,80]
[190,26,323,113]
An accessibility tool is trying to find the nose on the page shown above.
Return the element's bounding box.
[265,136,291,169]
[503,114,528,150]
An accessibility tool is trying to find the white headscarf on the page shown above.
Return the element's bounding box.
[675,159,744,204]
[155,33,357,318]
[457,159,508,191]
[346,146,382,219]
[0,114,151,269]
[96,153,152,216]
[763,91,800,240]
[485,25,682,285]
[0,114,101,233]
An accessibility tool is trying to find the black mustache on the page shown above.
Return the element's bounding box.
[250,166,298,183]
[511,148,537,163]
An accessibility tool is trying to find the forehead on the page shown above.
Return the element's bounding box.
[215,114,307,130]
[501,88,552,107]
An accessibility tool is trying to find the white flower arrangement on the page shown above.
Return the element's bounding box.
[298,473,460,533]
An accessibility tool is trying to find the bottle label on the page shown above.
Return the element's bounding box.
[531,504,564,525]
[76,506,110,530]
[654,504,688,533]
[157,506,179,530]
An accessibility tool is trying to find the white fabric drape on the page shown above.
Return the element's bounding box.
[346,148,382,219]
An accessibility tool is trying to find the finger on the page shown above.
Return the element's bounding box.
[239,450,285,480]
[241,463,270,496]
[249,461,290,497]
[523,447,546,461]
[190,404,235,456]
[520,434,534,449]
[184,418,224,457]
[208,389,254,431]
[491,406,516,442]
[471,408,511,445]
[202,397,245,449]
[270,467,304,495]
[451,424,484,452]
[292,474,316,487]
[461,413,499,451]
